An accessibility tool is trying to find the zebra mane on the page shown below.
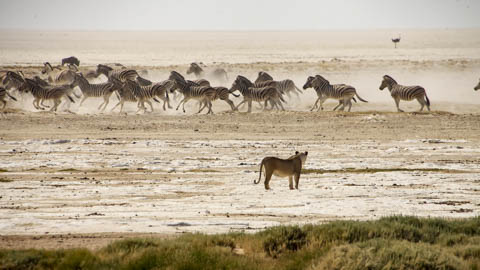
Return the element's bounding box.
[383,75,397,84]
[97,64,113,72]
[6,71,24,82]
[314,75,330,85]
[189,63,203,72]
[258,71,273,81]
[44,62,53,71]
[236,75,253,86]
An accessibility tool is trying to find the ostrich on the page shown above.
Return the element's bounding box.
[392,35,401,49]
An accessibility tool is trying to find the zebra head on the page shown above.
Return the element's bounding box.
[255,71,273,84]
[41,62,54,74]
[229,75,252,94]
[4,71,25,90]
[474,79,480,91]
[186,63,203,76]
[71,73,86,88]
[18,78,39,94]
[380,75,397,91]
[303,76,315,89]
[96,64,113,76]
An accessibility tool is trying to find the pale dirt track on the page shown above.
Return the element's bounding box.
[1,107,480,250]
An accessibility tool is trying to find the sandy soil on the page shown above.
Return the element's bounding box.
[1,105,480,250]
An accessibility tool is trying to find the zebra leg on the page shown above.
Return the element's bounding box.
[40,99,50,108]
[207,101,214,114]
[197,100,208,114]
[50,99,60,112]
[79,96,88,107]
[224,99,236,111]
[347,99,353,112]
[263,100,269,111]
[310,98,320,111]
[394,97,403,112]
[0,100,5,109]
[317,98,326,112]
[332,101,342,111]
[247,100,252,113]
[235,100,247,111]
[416,97,425,111]
[146,100,154,112]
[277,99,285,111]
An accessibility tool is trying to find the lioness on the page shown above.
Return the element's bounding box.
[254,151,308,190]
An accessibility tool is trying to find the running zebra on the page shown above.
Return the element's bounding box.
[229,75,285,113]
[0,87,17,109]
[41,62,76,85]
[169,71,217,114]
[109,78,139,113]
[379,75,430,112]
[474,79,480,91]
[186,62,228,82]
[17,78,75,111]
[303,75,367,112]
[71,73,116,111]
[255,71,303,98]
[127,79,174,113]
[96,64,142,84]
[198,86,240,113]
[2,71,25,92]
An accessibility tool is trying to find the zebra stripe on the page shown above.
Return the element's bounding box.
[229,75,285,112]
[71,73,116,111]
[303,75,367,112]
[379,75,430,112]
[255,71,302,98]
[96,64,138,83]
[169,71,217,114]
[109,78,138,113]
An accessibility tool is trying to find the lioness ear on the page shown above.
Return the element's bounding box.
[305,151,308,155]
[295,151,299,155]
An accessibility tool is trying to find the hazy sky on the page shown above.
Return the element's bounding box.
[1,0,478,30]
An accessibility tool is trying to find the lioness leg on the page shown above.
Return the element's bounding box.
[295,173,300,189]
[264,170,273,190]
[289,176,294,190]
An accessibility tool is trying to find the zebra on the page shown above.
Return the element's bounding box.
[186,62,228,82]
[303,75,367,112]
[41,62,76,85]
[96,64,138,82]
[255,71,303,98]
[2,71,25,93]
[61,56,80,67]
[197,86,240,113]
[379,75,430,112]
[109,78,140,113]
[474,79,480,91]
[0,87,17,109]
[17,78,75,111]
[168,71,217,114]
[70,73,116,111]
[229,75,285,113]
[123,79,174,113]
[33,76,50,87]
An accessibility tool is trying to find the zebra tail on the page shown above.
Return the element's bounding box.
[279,94,286,103]
[115,91,120,101]
[6,92,17,101]
[153,97,160,103]
[67,95,75,103]
[230,92,240,98]
[355,93,368,102]
[352,97,357,103]
[425,93,430,106]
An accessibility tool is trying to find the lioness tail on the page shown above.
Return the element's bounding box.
[254,160,264,184]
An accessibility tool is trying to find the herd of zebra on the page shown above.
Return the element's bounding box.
[1,56,478,114]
